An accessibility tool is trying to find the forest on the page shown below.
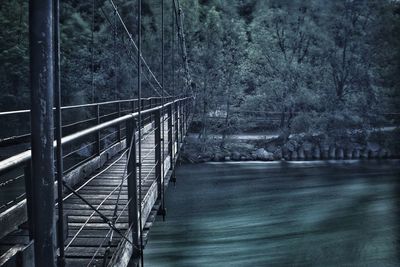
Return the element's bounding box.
[1,0,399,150]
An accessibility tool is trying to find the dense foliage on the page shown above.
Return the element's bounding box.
[184,0,400,141]
[0,0,399,141]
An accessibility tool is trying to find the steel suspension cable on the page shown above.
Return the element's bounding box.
[138,0,145,264]
[54,0,65,265]
[110,124,135,223]
[98,5,163,97]
[171,0,175,96]
[161,0,166,217]
[62,182,136,247]
[171,0,184,95]
[113,8,118,100]
[91,0,96,103]
[172,0,192,95]
[108,0,172,98]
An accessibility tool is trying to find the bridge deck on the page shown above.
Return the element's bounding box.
[0,116,183,266]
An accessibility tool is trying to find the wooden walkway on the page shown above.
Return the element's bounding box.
[0,98,191,267]
[63,124,176,266]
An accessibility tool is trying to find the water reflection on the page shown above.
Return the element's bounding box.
[145,160,400,267]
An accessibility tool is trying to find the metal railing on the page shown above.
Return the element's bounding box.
[0,96,191,215]
[0,96,175,147]
[0,97,178,210]
[0,95,194,267]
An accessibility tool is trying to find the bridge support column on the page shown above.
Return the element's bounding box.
[174,102,179,153]
[96,104,101,155]
[29,0,56,265]
[126,118,140,257]
[179,101,184,144]
[183,99,187,133]
[172,102,179,184]
[117,102,122,142]
[167,104,173,170]
[154,109,166,218]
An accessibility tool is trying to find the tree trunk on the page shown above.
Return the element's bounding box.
[221,91,230,148]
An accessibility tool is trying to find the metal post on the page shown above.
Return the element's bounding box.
[54,0,65,265]
[185,99,188,132]
[154,109,162,194]
[154,109,165,217]
[171,0,175,96]
[29,0,56,265]
[174,102,179,152]
[126,118,140,255]
[172,102,178,185]
[161,0,166,221]
[24,163,34,241]
[183,100,186,135]
[179,101,183,143]
[132,100,136,113]
[117,102,121,142]
[91,0,95,103]
[96,104,101,155]
[183,100,187,134]
[113,8,118,101]
[167,104,173,170]
[137,0,144,264]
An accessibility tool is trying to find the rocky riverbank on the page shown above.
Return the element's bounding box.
[180,129,400,163]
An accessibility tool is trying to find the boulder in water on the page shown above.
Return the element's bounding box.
[255,148,274,161]
[213,152,225,162]
[231,151,241,161]
[266,144,278,153]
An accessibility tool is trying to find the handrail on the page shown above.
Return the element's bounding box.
[0,96,177,116]
[0,97,191,174]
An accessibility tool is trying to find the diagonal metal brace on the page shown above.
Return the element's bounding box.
[62,181,139,249]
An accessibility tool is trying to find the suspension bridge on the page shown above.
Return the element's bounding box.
[0,0,193,266]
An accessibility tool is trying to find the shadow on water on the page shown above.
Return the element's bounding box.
[145,160,400,267]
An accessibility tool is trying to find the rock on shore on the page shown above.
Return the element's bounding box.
[180,133,399,163]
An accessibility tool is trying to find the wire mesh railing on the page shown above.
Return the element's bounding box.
[0,97,193,266]
[0,97,186,213]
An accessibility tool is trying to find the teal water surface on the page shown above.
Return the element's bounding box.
[145,160,400,267]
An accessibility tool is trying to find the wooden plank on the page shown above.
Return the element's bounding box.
[66,246,114,258]
[64,237,120,247]
[107,227,138,267]
[0,235,29,245]
[0,241,34,267]
[0,200,27,240]
[65,258,92,267]
[68,222,128,230]
[68,229,113,238]
[0,115,187,265]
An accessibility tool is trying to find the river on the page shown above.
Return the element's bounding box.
[145,160,400,267]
